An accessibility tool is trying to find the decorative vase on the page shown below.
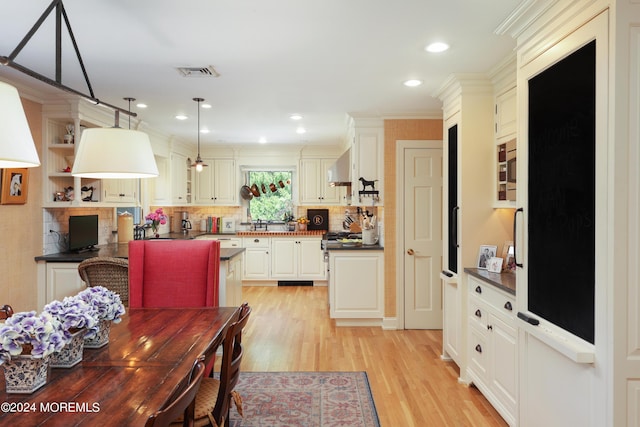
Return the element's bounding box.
[2,354,50,394]
[51,328,85,368]
[298,223,307,231]
[84,320,111,349]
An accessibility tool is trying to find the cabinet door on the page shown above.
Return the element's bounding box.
[442,278,461,364]
[330,252,383,318]
[243,248,270,280]
[151,156,170,204]
[495,86,517,139]
[489,313,517,414]
[170,152,189,203]
[103,179,137,203]
[320,159,340,204]
[213,159,237,204]
[299,159,321,204]
[271,239,297,278]
[350,124,383,205]
[194,162,214,203]
[46,263,85,302]
[298,238,325,279]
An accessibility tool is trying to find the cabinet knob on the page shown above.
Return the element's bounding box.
[504,301,513,311]
[475,344,482,353]
[487,325,493,331]
[475,309,482,318]
[475,286,482,294]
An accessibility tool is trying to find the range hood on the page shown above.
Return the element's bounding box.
[327,149,351,186]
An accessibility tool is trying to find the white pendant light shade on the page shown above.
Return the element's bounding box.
[72,127,159,178]
[0,81,40,168]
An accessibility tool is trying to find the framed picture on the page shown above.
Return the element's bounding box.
[501,241,514,272]
[1,168,29,205]
[487,257,504,273]
[476,245,498,270]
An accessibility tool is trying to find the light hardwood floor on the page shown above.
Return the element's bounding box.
[237,285,508,427]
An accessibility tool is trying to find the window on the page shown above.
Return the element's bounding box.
[247,170,293,221]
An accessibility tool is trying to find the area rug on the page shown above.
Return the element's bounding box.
[227,371,381,427]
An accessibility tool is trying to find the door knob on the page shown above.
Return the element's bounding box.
[407,249,415,255]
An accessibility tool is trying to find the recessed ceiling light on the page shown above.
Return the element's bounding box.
[404,79,422,87]
[201,103,212,109]
[175,115,188,120]
[259,137,267,144]
[425,42,449,53]
[200,129,210,134]
[290,114,302,120]
[136,103,147,109]
[296,126,306,134]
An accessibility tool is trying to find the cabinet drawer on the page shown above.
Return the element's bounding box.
[468,297,488,330]
[468,277,515,320]
[468,324,488,381]
[242,237,270,248]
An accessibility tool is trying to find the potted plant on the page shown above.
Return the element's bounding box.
[77,286,126,348]
[297,216,310,231]
[43,296,96,368]
[0,311,66,393]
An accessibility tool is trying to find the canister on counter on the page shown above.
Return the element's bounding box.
[117,212,134,243]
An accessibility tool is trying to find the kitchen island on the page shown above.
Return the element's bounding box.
[34,239,245,310]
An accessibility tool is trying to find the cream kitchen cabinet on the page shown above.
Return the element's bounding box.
[347,117,384,205]
[150,156,170,205]
[42,104,116,207]
[442,274,462,366]
[299,158,341,204]
[220,252,243,306]
[170,152,191,204]
[242,237,270,280]
[466,275,517,426]
[271,237,325,280]
[36,261,86,310]
[194,158,237,205]
[102,178,138,203]
[329,250,384,325]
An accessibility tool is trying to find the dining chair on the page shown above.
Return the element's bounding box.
[186,302,251,427]
[77,257,130,305]
[0,304,14,320]
[145,356,206,427]
[128,240,220,308]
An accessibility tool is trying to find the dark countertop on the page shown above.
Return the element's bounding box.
[35,241,245,263]
[464,267,516,295]
[322,241,384,251]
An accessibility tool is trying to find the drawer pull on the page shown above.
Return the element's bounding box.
[475,309,482,318]
[475,286,482,294]
[475,344,482,353]
[487,325,493,331]
[254,239,260,243]
[504,301,513,311]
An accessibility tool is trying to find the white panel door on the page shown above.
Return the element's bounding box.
[403,143,443,329]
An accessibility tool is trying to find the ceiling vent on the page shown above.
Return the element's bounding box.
[175,66,220,78]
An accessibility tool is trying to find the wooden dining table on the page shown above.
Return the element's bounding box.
[0,306,239,426]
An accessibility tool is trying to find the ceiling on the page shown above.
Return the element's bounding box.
[0,0,520,148]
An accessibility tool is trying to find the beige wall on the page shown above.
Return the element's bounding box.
[0,98,43,312]
[383,119,443,317]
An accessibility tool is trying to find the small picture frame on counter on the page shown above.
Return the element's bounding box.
[487,257,504,273]
[476,245,497,270]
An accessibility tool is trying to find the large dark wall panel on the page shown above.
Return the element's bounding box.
[527,40,596,343]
